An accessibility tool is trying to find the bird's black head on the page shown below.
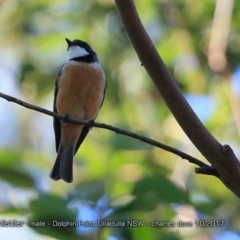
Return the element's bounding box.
[65,38,98,63]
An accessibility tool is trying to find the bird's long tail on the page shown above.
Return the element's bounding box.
[49,145,74,183]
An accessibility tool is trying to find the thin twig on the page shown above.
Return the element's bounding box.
[0,91,215,173]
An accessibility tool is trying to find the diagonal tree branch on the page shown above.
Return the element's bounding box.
[0,91,219,177]
[114,0,240,197]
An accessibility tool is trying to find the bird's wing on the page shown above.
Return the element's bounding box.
[74,126,90,154]
[53,65,64,152]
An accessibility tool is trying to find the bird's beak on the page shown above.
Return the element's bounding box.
[65,38,72,46]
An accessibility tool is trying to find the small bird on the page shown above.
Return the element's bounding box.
[50,38,106,183]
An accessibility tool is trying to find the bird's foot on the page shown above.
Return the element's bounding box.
[61,114,70,126]
[89,119,95,129]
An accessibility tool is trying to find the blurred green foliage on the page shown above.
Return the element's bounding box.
[0,0,240,239]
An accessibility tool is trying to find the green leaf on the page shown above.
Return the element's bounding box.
[0,167,35,188]
[114,175,189,213]
[111,134,153,150]
[0,149,21,167]
[69,181,105,202]
[28,193,78,240]
[115,192,160,212]
[133,175,190,204]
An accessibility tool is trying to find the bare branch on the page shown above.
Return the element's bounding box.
[114,0,240,197]
[0,91,215,174]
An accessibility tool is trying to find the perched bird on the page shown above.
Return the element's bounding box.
[50,38,106,183]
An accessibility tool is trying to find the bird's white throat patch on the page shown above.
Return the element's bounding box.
[67,46,88,61]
